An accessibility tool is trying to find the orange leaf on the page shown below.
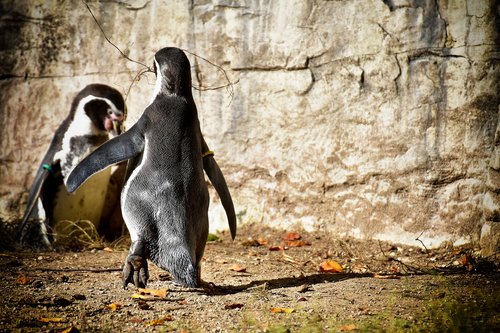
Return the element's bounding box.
[339,323,357,331]
[319,260,343,273]
[283,232,301,241]
[137,288,168,298]
[38,317,67,323]
[373,273,400,279]
[146,315,173,326]
[458,254,474,272]
[271,307,295,313]
[16,276,33,285]
[242,239,261,246]
[105,303,122,311]
[269,246,285,251]
[285,240,309,247]
[229,264,247,272]
[258,238,268,245]
[103,247,113,252]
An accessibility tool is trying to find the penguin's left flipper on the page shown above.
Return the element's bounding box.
[16,165,51,242]
[201,137,237,240]
[66,123,145,193]
[122,240,149,289]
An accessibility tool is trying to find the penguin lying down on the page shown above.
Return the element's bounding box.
[67,47,237,288]
[18,84,126,248]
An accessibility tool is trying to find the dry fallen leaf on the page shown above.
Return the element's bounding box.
[105,303,122,311]
[224,303,244,310]
[16,276,33,285]
[285,240,309,247]
[257,238,268,245]
[38,317,67,323]
[146,315,173,326]
[373,273,400,279]
[103,247,113,252]
[283,232,301,241]
[138,288,168,298]
[458,254,474,272]
[269,246,286,251]
[282,253,301,264]
[132,294,153,301]
[319,260,343,273]
[339,323,357,331]
[270,307,295,313]
[390,265,400,273]
[229,264,247,272]
[351,263,368,274]
[129,317,143,324]
[242,238,268,246]
[60,326,80,333]
[137,300,151,310]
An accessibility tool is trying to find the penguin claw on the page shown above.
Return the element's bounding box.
[122,253,149,288]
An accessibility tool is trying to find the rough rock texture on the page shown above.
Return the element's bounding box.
[0,0,498,252]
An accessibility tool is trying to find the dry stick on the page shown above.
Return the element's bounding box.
[33,267,121,273]
[377,240,422,274]
[182,48,238,99]
[415,230,429,253]
[83,1,153,104]
[83,1,151,71]
[83,0,238,104]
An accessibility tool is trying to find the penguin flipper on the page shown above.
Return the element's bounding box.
[66,124,145,193]
[16,166,51,240]
[201,137,237,240]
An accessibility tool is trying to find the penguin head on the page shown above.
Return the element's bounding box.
[72,84,126,136]
[153,47,192,98]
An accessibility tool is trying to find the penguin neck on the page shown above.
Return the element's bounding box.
[148,79,195,106]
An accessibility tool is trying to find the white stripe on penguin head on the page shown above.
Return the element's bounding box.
[148,58,163,107]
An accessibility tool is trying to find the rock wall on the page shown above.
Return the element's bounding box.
[1,0,498,252]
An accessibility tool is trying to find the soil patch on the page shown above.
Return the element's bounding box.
[0,224,498,332]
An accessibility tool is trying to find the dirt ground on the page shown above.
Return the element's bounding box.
[0,224,498,333]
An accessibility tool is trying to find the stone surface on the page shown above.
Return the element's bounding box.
[0,0,498,252]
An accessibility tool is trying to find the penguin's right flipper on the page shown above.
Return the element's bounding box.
[16,166,51,241]
[201,137,237,240]
[66,123,145,193]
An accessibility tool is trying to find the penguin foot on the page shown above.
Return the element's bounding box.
[122,254,149,288]
[122,240,149,289]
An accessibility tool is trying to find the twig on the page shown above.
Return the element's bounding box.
[83,1,238,104]
[83,1,151,71]
[415,231,429,253]
[33,267,122,272]
[123,67,152,104]
[377,240,387,257]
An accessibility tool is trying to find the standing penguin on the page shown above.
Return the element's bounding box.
[66,47,236,289]
[18,84,126,248]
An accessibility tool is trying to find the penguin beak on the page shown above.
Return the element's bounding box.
[107,109,125,136]
[112,120,121,135]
